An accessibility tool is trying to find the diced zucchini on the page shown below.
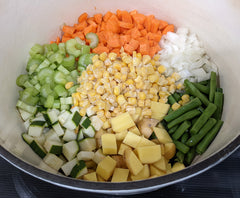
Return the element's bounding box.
[61,158,78,176]
[77,129,84,141]
[72,111,82,126]
[90,116,103,131]
[43,153,64,171]
[22,133,34,145]
[80,116,91,129]
[77,151,94,161]
[30,140,47,158]
[70,106,80,113]
[34,134,46,146]
[58,110,71,125]
[28,121,45,137]
[18,108,33,121]
[16,100,37,114]
[46,109,59,124]
[31,114,46,122]
[23,119,31,130]
[63,129,77,142]
[62,141,79,161]
[79,138,96,151]
[86,105,96,117]
[70,160,88,178]
[44,139,63,155]
[44,129,61,142]
[52,121,64,136]
[82,125,95,138]
[60,97,73,105]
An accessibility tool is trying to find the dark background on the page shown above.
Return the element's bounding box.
[0,147,239,198]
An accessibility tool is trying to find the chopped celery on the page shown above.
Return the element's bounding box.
[37,68,54,83]
[29,44,44,57]
[54,85,68,97]
[78,54,95,67]
[36,59,51,72]
[86,33,99,49]
[44,95,54,108]
[26,58,43,72]
[43,44,52,56]
[48,52,63,64]
[50,43,59,52]
[68,85,78,95]
[16,74,29,88]
[20,90,39,106]
[53,71,67,85]
[58,43,66,56]
[75,37,86,45]
[40,84,53,98]
[57,65,70,75]
[61,55,76,71]
[66,39,81,57]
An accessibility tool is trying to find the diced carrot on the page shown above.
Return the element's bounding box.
[119,21,134,29]
[131,13,146,25]
[97,32,107,45]
[139,43,150,55]
[100,21,106,31]
[106,14,120,33]
[92,45,110,54]
[103,11,113,22]
[62,25,76,35]
[130,28,141,39]
[116,9,123,20]
[72,31,85,40]
[146,32,162,42]
[62,36,72,43]
[83,25,96,35]
[74,21,88,31]
[78,13,88,23]
[120,34,131,46]
[162,24,174,35]
[129,39,139,50]
[107,34,121,48]
[111,48,121,56]
[124,44,135,54]
[130,10,138,15]
[136,23,144,30]
[50,41,55,44]
[150,19,160,33]
[56,36,60,44]
[158,20,168,30]
[121,11,132,24]
[140,29,147,36]
[87,17,96,25]
[63,32,72,38]
[94,13,103,24]
[144,15,155,32]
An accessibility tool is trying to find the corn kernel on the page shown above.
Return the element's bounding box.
[114,86,120,96]
[103,71,110,78]
[96,86,105,95]
[128,97,137,105]
[117,95,127,106]
[142,55,151,64]
[126,79,134,85]
[108,52,117,61]
[113,62,122,71]
[178,100,183,105]
[150,59,156,66]
[177,83,183,90]
[171,72,181,81]
[65,82,74,89]
[153,54,160,61]
[97,100,105,110]
[136,53,142,60]
[133,57,141,66]
[93,60,104,68]
[169,84,176,94]
[88,75,95,81]
[114,72,121,80]
[182,94,190,102]
[122,56,132,64]
[99,52,107,61]
[121,67,129,74]
[159,98,168,104]
[105,111,111,118]
[149,87,158,95]
[113,107,120,114]
[172,102,181,110]
[97,110,104,118]
[85,82,93,91]
[138,92,146,100]
[104,58,112,66]
[80,108,86,116]
[145,99,151,107]
[102,120,111,129]
[92,54,99,63]
[142,108,152,116]
[138,99,145,107]
[136,81,144,89]
[151,95,159,102]
[148,73,159,83]
[158,65,166,74]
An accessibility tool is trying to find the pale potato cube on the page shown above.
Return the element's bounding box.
[111,155,127,168]
[154,127,173,144]
[124,149,143,176]
[131,107,142,122]
[96,156,117,180]
[153,156,167,172]
[111,168,129,182]
[128,126,141,136]
[151,101,170,121]
[115,130,128,141]
[111,112,135,132]
[137,136,156,147]
[83,172,98,181]
[123,132,142,148]
[97,174,106,182]
[137,118,159,138]
[131,164,150,181]
[118,143,132,155]
[101,133,117,155]
[166,163,172,174]
[150,164,166,176]
[92,149,106,164]
[164,143,176,160]
[136,145,161,164]
[95,128,105,148]
[172,162,185,173]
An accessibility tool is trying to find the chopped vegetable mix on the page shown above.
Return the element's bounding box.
[16,10,223,182]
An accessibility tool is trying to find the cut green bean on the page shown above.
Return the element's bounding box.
[172,121,191,140]
[190,103,217,135]
[196,120,224,154]
[173,140,190,154]
[181,133,189,144]
[209,71,217,103]
[198,79,210,85]
[167,109,201,129]
[198,106,205,113]
[186,118,217,147]
[168,95,177,105]
[173,92,181,102]
[216,88,223,93]
[185,147,196,165]
[164,98,202,122]
[184,79,210,106]
[213,92,224,120]
[176,151,185,163]
[191,117,198,125]
[193,83,210,94]
[168,124,179,134]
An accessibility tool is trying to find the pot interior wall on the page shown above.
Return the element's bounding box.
[0,0,239,177]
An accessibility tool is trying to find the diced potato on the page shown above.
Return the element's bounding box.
[111,155,127,168]
[97,174,106,182]
[111,168,129,182]
[131,164,150,181]
[149,175,159,179]
[123,132,142,148]
[124,149,143,176]
[111,112,135,132]
[83,172,98,181]
[153,127,173,144]
[137,118,159,138]
[136,145,161,164]
[96,156,117,180]
[102,120,111,129]
[151,139,160,144]
[128,126,141,136]
[153,156,167,172]
[172,162,185,173]
[160,144,165,155]
[95,128,105,148]
[101,133,117,155]
[137,136,156,147]
[118,143,132,155]
[151,101,170,121]
[164,143,176,160]
[150,164,166,176]
[92,149,106,164]
[131,107,142,122]
[166,163,172,174]
[85,160,97,169]
[115,130,128,141]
